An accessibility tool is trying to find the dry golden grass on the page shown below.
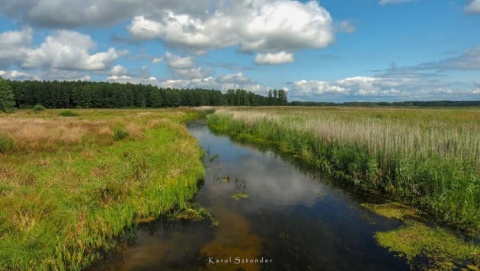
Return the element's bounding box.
[98,125,113,137]
[0,118,109,151]
[125,123,145,140]
[216,107,480,166]
[0,165,17,180]
[0,115,149,152]
[146,118,170,129]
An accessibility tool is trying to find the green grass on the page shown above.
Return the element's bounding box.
[113,128,129,141]
[0,109,205,270]
[32,104,46,112]
[207,107,480,234]
[0,134,14,153]
[59,110,80,117]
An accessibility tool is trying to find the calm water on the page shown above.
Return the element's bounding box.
[90,121,410,271]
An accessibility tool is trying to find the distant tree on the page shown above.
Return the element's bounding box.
[267,90,273,105]
[248,92,256,106]
[208,90,223,106]
[278,89,288,105]
[149,86,163,108]
[132,84,146,108]
[235,89,248,106]
[163,88,181,107]
[5,79,279,109]
[0,78,16,113]
[72,85,94,108]
[225,89,235,105]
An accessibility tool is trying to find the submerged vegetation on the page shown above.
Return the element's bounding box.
[363,203,480,270]
[207,107,480,234]
[376,220,480,270]
[0,109,205,270]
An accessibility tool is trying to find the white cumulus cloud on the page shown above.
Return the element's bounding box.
[0,0,214,28]
[1,0,337,65]
[293,80,347,95]
[239,0,333,52]
[164,52,211,79]
[255,51,294,65]
[128,0,334,58]
[107,75,134,82]
[0,69,31,80]
[110,65,129,76]
[336,76,414,96]
[289,74,480,102]
[23,30,119,71]
[165,52,194,69]
[0,28,33,68]
[217,72,254,85]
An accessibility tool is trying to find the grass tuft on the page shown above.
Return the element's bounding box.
[32,104,46,112]
[113,129,129,141]
[59,110,79,117]
[0,134,15,153]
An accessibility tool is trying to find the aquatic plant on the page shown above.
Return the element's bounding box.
[231,192,249,200]
[362,202,480,269]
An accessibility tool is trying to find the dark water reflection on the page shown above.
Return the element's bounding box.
[89,121,409,271]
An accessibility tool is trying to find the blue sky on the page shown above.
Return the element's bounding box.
[0,0,479,102]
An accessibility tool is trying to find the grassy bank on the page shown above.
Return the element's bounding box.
[0,109,205,270]
[207,107,480,233]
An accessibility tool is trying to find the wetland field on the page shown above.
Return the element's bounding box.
[1,106,480,270]
[0,109,205,270]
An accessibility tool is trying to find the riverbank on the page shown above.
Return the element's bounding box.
[207,107,480,235]
[0,109,205,270]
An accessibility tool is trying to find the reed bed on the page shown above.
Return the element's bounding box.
[0,109,205,270]
[208,107,480,232]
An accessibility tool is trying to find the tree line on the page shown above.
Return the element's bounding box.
[6,78,477,112]
[1,79,288,111]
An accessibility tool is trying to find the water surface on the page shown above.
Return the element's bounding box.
[90,121,410,270]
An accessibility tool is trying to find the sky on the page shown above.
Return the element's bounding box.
[0,0,479,102]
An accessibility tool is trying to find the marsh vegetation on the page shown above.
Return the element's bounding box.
[208,107,480,233]
[207,106,480,269]
[0,109,205,270]
[2,105,480,270]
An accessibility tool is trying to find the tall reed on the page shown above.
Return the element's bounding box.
[208,107,480,232]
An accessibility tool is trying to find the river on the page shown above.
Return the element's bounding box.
[90,121,410,270]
